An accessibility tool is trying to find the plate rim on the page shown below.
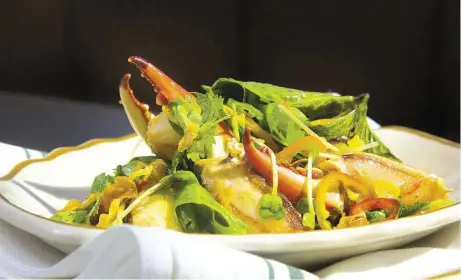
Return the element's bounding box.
[0,125,459,235]
[0,186,459,252]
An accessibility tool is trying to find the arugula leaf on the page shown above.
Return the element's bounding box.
[114,165,124,177]
[308,94,360,141]
[173,171,248,234]
[309,113,355,141]
[209,78,399,160]
[349,95,400,161]
[398,201,430,218]
[263,102,308,146]
[210,78,357,120]
[119,170,248,234]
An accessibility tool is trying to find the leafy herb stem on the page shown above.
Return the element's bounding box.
[230,103,240,142]
[254,137,285,220]
[117,181,164,223]
[301,144,319,229]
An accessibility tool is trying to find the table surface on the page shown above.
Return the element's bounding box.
[0,91,134,152]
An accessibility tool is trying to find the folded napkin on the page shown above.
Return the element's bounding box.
[0,224,316,279]
[1,141,460,279]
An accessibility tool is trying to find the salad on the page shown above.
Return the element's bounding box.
[51,56,454,234]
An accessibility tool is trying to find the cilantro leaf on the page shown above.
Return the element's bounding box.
[51,209,91,225]
[195,91,229,129]
[90,173,110,193]
[87,193,103,217]
[86,173,113,218]
[169,98,203,129]
[167,90,230,166]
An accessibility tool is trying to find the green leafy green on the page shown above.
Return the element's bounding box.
[86,156,162,219]
[227,98,263,121]
[208,78,400,161]
[121,170,247,234]
[185,125,218,162]
[296,198,310,215]
[89,173,111,194]
[309,105,358,141]
[52,172,109,225]
[86,172,114,219]
[172,171,248,234]
[52,155,169,226]
[209,78,357,120]
[196,92,229,128]
[51,210,90,225]
[119,156,160,176]
[365,210,388,223]
[114,165,124,177]
[51,196,100,225]
[398,201,430,218]
[171,151,187,173]
[168,91,230,166]
[169,98,203,130]
[349,95,400,161]
[263,103,308,146]
[87,194,102,218]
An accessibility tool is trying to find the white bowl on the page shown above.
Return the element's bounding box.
[0,126,459,269]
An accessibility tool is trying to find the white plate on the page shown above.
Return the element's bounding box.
[0,126,460,269]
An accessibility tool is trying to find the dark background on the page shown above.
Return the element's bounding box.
[0,0,459,149]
